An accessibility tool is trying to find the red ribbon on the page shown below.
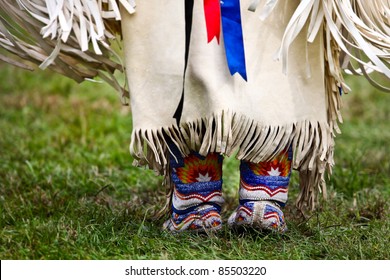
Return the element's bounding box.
[204,0,221,43]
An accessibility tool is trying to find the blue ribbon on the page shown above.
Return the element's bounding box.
[220,0,247,81]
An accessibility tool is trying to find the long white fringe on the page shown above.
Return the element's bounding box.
[0,0,136,100]
[250,0,390,91]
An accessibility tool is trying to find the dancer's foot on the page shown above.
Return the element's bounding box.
[163,204,222,233]
[228,201,287,233]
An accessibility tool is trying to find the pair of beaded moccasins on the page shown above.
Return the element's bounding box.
[163,148,292,234]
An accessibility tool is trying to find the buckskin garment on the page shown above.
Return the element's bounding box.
[1,0,389,211]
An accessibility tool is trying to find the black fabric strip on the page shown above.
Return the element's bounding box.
[173,0,194,127]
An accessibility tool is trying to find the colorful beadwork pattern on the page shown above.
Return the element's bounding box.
[163,204,222,232]
[165,150,224,232]
[228,148,292,232]
[227,201,287,233]
[173,153,223,184]
[239,147,292,206]
[171,152,224,212]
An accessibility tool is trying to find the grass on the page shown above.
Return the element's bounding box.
[0,64,389,260]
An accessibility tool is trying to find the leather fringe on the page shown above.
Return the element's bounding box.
[0,0,136,101]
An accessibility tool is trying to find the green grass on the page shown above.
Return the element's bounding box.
[0,64,389,260]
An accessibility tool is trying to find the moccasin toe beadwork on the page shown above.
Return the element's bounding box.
[228,201,287,233]
[163,204,223,233]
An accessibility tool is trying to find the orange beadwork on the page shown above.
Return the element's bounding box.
[247,149,292,177]
[175,153,223,184]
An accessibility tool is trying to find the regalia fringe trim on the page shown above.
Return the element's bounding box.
[132,116,335,216]
[0,0,135,100]
[250,0,390,92]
